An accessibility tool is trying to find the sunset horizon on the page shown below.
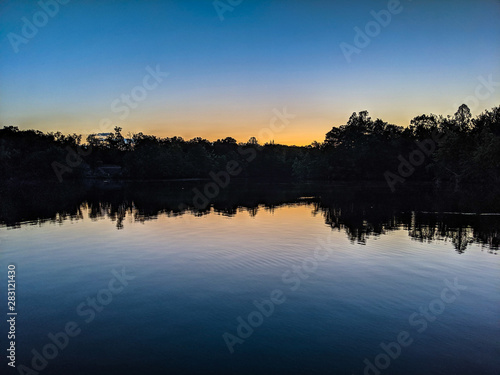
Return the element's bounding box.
[1,1,499,375]
[2,0,499,146]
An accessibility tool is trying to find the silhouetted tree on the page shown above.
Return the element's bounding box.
[1,104,498,184]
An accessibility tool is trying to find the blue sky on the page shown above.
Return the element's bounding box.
[1,0,499,145]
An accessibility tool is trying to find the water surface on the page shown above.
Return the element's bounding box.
[0,182,498,374]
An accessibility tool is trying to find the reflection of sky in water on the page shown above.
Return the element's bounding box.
[0,204,498,374]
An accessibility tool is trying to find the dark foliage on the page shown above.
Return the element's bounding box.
[1,105,499,185]
[0,180,498,252]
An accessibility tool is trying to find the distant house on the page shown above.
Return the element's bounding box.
[90,133,134,147]
[96,132,112,141]
[95,164,122,178]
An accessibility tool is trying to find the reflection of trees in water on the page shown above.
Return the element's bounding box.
[319,206,499,253]
[1,182,498,253]
[318,204,401,245]
[86,201,132,230]
[246,206,259,217]
[407,221,475,253]
[23,199,500,253]
[408,213,499,253]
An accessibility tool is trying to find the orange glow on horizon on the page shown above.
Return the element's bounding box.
[3,110,453,147]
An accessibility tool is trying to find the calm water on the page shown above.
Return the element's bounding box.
[0,182,499,375]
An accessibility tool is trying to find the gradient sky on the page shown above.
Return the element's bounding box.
[1,0,499,145]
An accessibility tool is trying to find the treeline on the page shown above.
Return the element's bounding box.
[1,180,498,252]
[0,104,499,186]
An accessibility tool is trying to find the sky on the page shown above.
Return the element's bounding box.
[0,0,499,146]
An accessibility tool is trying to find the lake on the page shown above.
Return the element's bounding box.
[0,181,499,375]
